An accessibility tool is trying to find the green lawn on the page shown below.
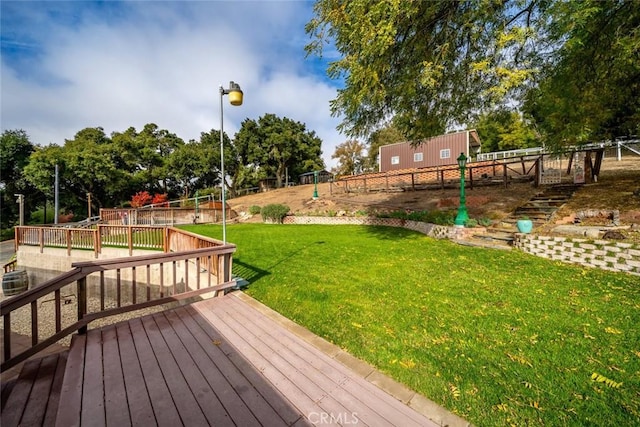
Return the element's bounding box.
[182,223,640,426]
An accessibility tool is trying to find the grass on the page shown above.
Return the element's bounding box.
[181,223,640,426]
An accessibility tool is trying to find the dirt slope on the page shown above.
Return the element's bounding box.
[228,157,640,227]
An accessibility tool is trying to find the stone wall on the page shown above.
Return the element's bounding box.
[283,216,475,240]
[513,234,640,276]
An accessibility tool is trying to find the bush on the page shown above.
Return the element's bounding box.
[1,227,15,241]
[375,209,455,225]
[248,205,262,215]
[260,204,290,223]
[465,219,479,228]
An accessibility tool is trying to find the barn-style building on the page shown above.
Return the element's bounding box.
[378,130,481,172]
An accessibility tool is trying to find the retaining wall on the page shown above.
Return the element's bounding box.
[283,216,477,240]
[513,234,640,276]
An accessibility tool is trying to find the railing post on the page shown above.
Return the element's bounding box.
[94,228,99,258]
[77,277,87,335]
[4,314,11,362]
[128,226,133,256]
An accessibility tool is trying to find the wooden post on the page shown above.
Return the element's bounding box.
[468,166,474,190]
[440,170,445,189]
[128,226,133,256]
[4,314,11,361]
[566,151,574,175]
[77,277,87,334]
[66,229,72,256]
[93,228,99,258]
[411,173,415,191]
[363,177,367,192]
[503,164,508,188]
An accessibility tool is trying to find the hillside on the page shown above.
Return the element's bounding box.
[228,157,640,229]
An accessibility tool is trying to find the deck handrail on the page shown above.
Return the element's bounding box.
[2,228,236,373]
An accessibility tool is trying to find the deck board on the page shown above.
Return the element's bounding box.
[50,292,445,426]
[102,326,130,427]
[220,295,429,427]
[82,329,106,427]
[20,353,58,426]
[127,318,182,427]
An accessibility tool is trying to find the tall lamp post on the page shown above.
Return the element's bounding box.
[312,171,319,199]
[454,153,469,227]
[219,81,243,244]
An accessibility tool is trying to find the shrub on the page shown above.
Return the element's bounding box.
[260,204,290,223]
[1,227,15,241]
[248,205,262,215]
[376,209,455,226]
[479,217,493,227]
[465,219,479,228]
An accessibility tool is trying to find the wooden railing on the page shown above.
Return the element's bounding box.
[1,243,236,373]
[15,224,173,257]
[100,207,229,226]
[2,226,235,372]
[3,259,17,274]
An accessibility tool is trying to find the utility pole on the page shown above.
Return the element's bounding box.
[14,194,24,226]
[87,192,92,220]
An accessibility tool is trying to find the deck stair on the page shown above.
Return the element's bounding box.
[459,229,515,250]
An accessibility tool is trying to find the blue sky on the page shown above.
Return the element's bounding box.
[1,0,344,167]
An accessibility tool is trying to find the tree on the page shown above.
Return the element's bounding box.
[332,140,365,176]
[235,114,325,188]
[474,109,539,153]
[111,124,184,196]
[306,1,541,140]
[523,1,640,147]
[167,137,218,198]
[306,1,639,150]
[0,130,37,228]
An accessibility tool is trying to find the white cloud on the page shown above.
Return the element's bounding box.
[1,1,344,167]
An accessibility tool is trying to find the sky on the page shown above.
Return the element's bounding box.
[1,0,344,168]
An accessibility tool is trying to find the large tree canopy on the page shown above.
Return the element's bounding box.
[0,130,37,228]
[306,0,639,149]
[235,114,325,188]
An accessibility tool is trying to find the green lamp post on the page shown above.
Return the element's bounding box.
[313,171,319,199]
[454,152,469,227]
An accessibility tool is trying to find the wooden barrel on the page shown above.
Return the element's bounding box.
[2,270,29,296]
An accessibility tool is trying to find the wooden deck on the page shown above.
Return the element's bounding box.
[2,292,463,426]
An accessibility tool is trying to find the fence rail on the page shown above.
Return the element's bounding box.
[2,227,235,373]
[333,157,542,194]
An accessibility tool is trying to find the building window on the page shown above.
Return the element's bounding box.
[391,156,400,165]
[440,149,451,159]
[413,152,423,162]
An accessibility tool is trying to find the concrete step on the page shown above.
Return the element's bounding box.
[456,238,512,250]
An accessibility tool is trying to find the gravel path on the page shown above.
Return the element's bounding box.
[1,290,183,347]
